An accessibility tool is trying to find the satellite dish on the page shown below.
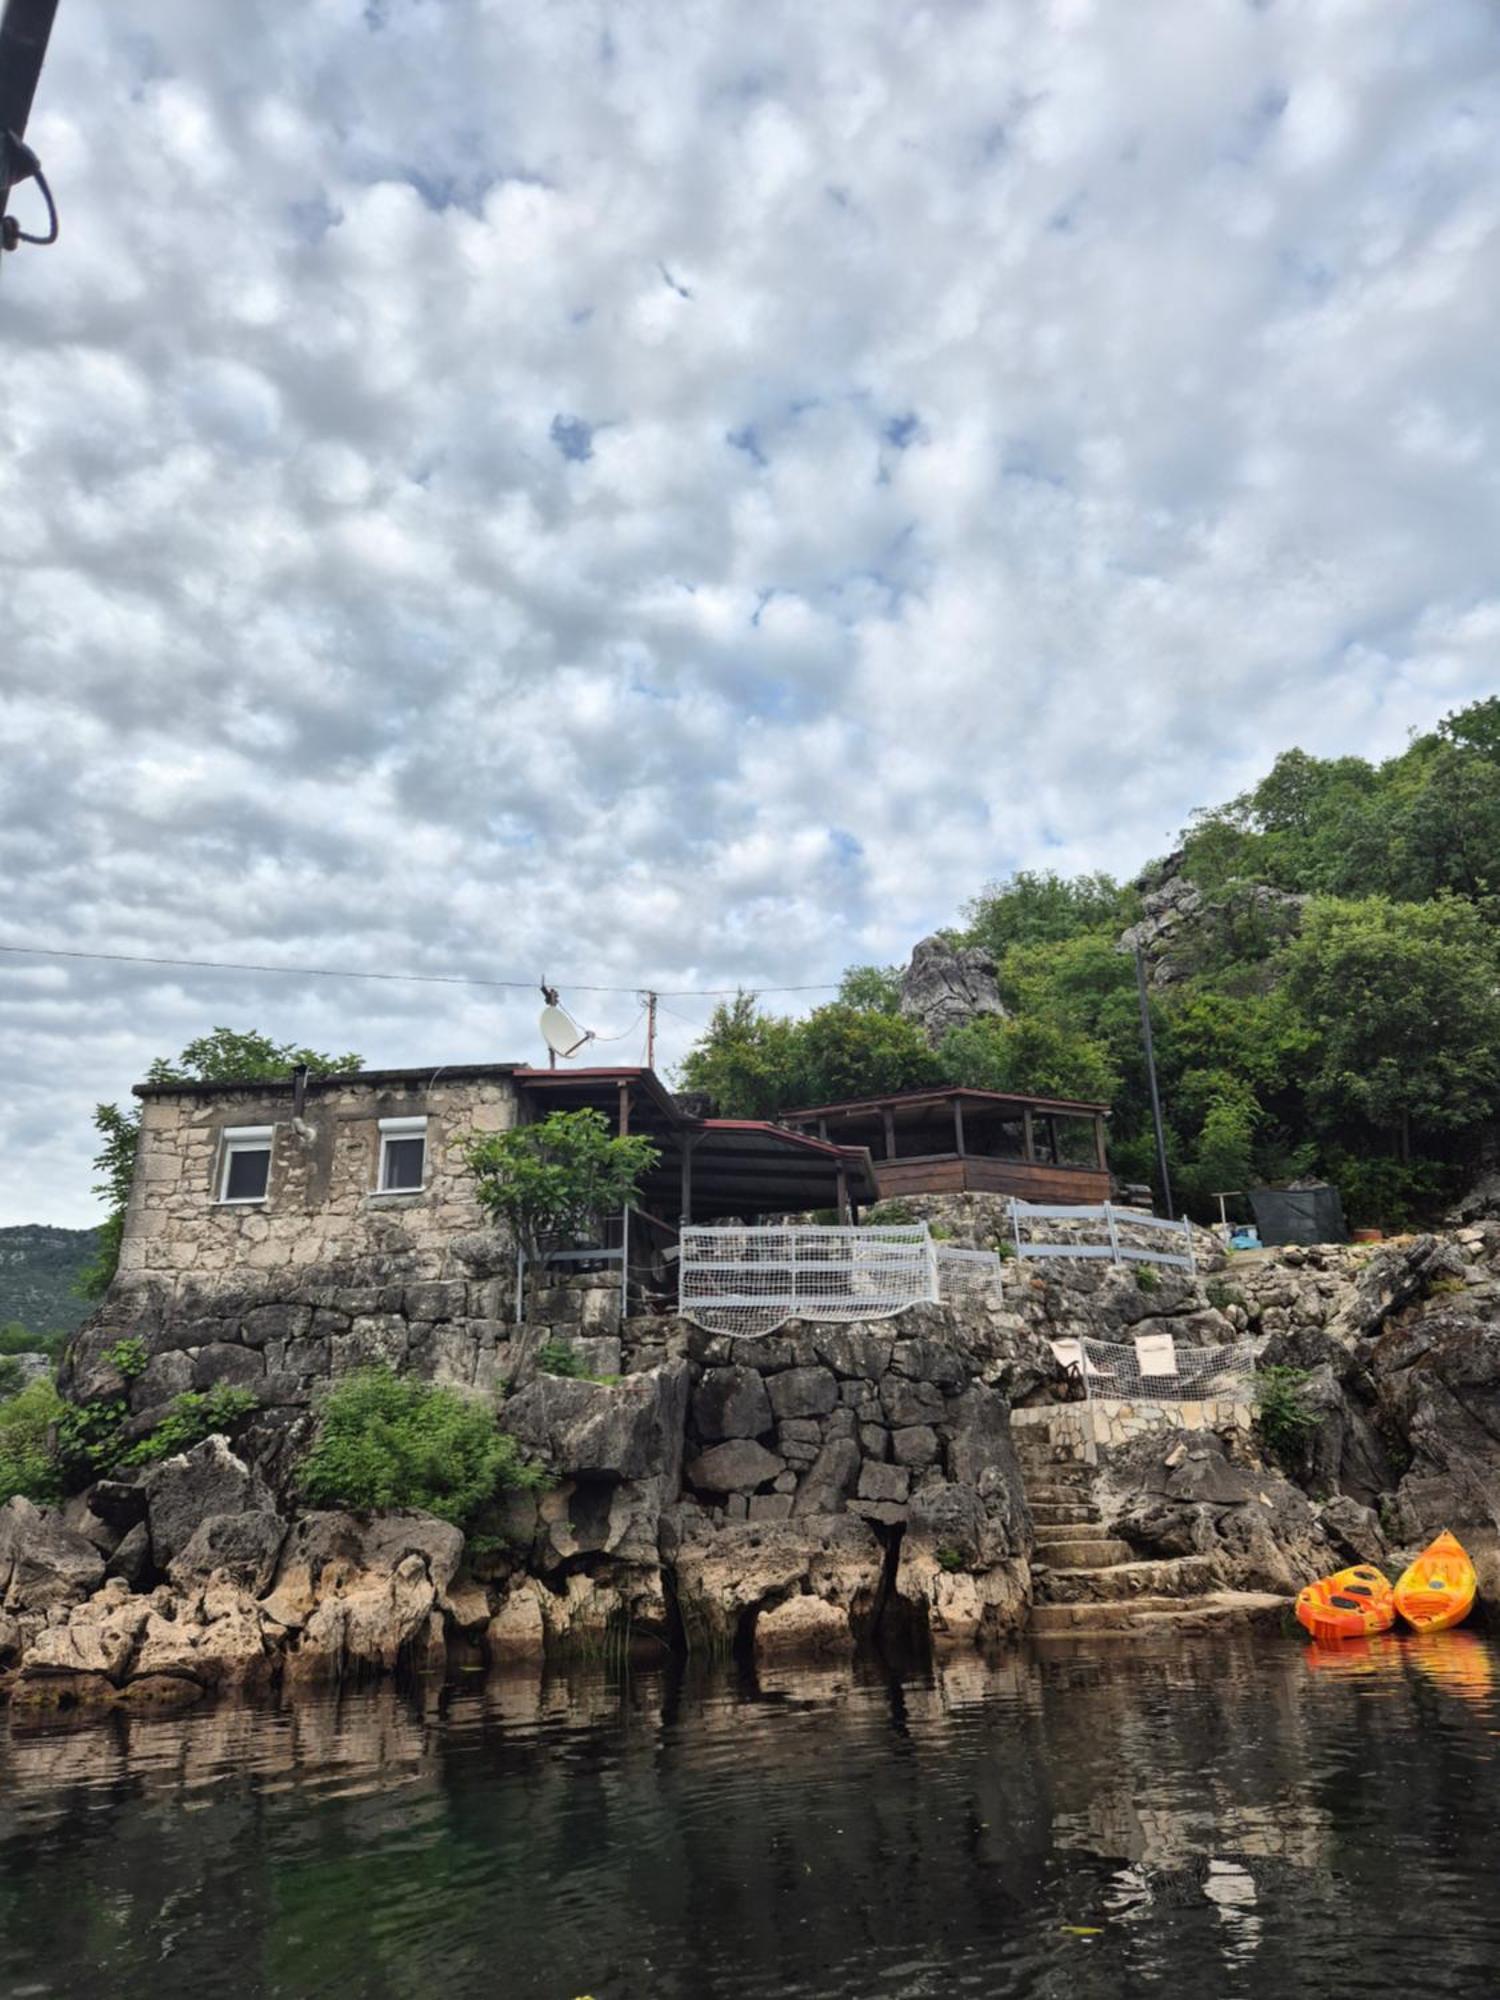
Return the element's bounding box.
[539,999,594,1060]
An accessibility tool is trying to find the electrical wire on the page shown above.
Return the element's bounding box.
[0,939,842,999]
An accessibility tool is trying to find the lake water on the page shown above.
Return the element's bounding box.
[2,1625,1498,1998]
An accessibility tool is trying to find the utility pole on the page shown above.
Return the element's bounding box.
[642,990,658,1070]
[1,0,62,258]
[1134,943,1175,1220]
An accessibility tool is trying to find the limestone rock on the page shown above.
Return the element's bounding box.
[668,1513,884,1655]
[754,1594,853,1660]
[503,1362,689,1486]
[168,1510,288,1596]
[18,1579,152,1683]
[766,1366,839,1420]
[691,1366,773,1441]
[142,1437,274,1567]
[899,935,1005,1045]
[133,1581,278,1688]
[0,1497,106,1618]
[687,1438,783,1495]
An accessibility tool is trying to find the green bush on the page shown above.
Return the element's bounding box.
[118,1386,259,1468]
[1204,1279,1245,1312]
[0,1380,67,1504]
[536,1340,586,1379]
[1255,1365,1323,1465]
[1134,1264,1160,1294]
[0,1325,68,1361]
[298,1367,545,1528]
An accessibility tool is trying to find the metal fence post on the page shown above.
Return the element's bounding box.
[924,1222,940,1306]
[1010,1199,1024,1262]
[620,1204,631,1326]
[1105,1201,1121,1267]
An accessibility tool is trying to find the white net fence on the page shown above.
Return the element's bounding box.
[935,1245,1004,1310]
[679,1224,938,1340]
[1009,1199,1197,1272]
[1052,1333,1256,1403]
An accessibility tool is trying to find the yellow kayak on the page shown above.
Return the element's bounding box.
[1393,1531,1477,1633]
[1295,1563,1396,1643]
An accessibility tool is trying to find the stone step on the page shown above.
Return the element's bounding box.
[1036,1554,1220,1605]
[1023,1473,1094,1495]
[1029,1592,1292,1641]
[1032,1536,1136,1569]
[1029,1502,1101,1525]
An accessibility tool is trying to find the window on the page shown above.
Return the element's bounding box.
[218,1126,273,1204]
[378,1116,427,1192]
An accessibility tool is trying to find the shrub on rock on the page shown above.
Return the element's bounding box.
[298,1366,544,1528]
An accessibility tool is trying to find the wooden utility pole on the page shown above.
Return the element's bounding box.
[642,990,658,1070]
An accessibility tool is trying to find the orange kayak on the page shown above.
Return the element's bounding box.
[1295,1563,1396,1642]
[1393,1531,1476,1633]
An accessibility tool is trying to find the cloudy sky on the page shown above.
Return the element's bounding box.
[4,0,1500,1227]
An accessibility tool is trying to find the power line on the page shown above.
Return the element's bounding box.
[0,939,842,1000]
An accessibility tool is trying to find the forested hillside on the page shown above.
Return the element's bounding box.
[680,697,1500,1228]
[0,1226,99,1334]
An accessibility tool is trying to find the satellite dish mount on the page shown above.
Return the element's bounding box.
[538,984,595,1068]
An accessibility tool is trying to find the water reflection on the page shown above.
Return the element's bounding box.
[1,1629,1498,1998]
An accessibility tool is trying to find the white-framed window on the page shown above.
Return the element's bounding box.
[218,1125,274,1204]
[377,1116,428,1193]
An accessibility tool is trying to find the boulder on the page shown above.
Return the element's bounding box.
[262,1510,464,1679]
[0,1497,106,1618]
[899,935,1004,1045]
[766,1367,839,1421]
[503,1362,689,1486]
[792,1437,861,1515]
[132,1579,278,1688]
[18,1580,152,1683]
[754,1594,853,1660]
[168,1510,288,1595]
[142,1437,273,1567]
[667,1513,884,1655]
[691,1367,773,1442]
[686,1438,783,1496]
[105,1522,153,1590]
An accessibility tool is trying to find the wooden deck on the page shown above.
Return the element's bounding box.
[874,1155,1111,1205]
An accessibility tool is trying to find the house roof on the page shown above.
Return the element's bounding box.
[134,1062,519,1100]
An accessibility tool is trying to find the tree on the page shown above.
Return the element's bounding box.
[676,994,805,1117]
[938,1014,1119,1103]
[836,963,904,1014]
[81,1027,363,1300]
[1284,897,1500,1159]
[962,870,1135,957]
[794,1004,942,1106]
[464,1109,659,1280]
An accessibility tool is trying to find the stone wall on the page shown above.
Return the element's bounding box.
[117,1070,520,1299]
[1012,1398,1254,1464]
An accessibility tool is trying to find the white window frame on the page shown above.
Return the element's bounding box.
[217,1125,274,1205]
[376,1115,428,1195]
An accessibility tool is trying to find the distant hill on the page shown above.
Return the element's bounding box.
[0,1226,99,1333]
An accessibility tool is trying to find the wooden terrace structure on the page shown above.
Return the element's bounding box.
[778,1085,1112,1207]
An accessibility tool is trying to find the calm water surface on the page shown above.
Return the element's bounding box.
[2,1626,1497,1998]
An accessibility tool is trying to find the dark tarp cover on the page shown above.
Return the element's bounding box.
[1249,1184,1348,1247]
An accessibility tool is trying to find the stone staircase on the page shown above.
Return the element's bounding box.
[1016,1423,1289,1640]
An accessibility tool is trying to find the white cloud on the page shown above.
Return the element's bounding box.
[4,0,1500,1222]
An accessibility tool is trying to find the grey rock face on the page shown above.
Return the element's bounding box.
[898,935,1005,1046]
[692,1366,773,1441]
[1121,862,1305,987]
[687,1438,784,1495]
[767,1366,839,1421]
[0,1497,106,1618]
[169,1510,288,1595]
[504,1362,690,1487]
[142,1437,274,1567]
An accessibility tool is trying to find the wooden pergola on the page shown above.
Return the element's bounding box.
[779,1085,1112,1206]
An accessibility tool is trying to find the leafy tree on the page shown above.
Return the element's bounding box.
[836,964,904,1014]
[1284,897,1500,1160]
[298,1367,544,1527]
[464,1109,659,1277]
[0,1379,67,1505]
[676,993,806,1117]
[962,870,1135,957]
[793,1004,942,1106]
[939,1014,1119,1103]
[81,1028,363,1300]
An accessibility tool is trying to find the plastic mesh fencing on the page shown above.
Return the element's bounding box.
[935,1245,1004,1310]
[678,1224,938,1339]
[1053,1334,1256,1403]
[1008,1199,1197,1272]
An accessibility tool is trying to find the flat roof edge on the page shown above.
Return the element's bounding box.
[134,1062,520,1100]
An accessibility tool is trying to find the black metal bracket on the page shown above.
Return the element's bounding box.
[1,126,56,248]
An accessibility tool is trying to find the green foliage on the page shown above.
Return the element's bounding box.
[0,1323,69,1361]
[84,1028,363,1299]
[1204,1279,1245,1312]
[677,992,940,1116]
[1255,1365,1323,1465]
[106,1337,147,1381]
[298,1367,545,1527]
[464,1109,659,1271]
[962,870,1136,956]
[0,1358,23,1399]
[536,1340,586,1379]
[53,1393,130,1485]
[837,964,904,1014]
[935,1546,965,1573]
[1133,1264,1160,1294]
[0,1379,67,1504]
[117,1386,259,1468]
[939,1013,1118,1104]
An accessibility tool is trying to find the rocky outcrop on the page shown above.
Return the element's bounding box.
[898,935,1005,1045]
[1120,857,1305,986]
